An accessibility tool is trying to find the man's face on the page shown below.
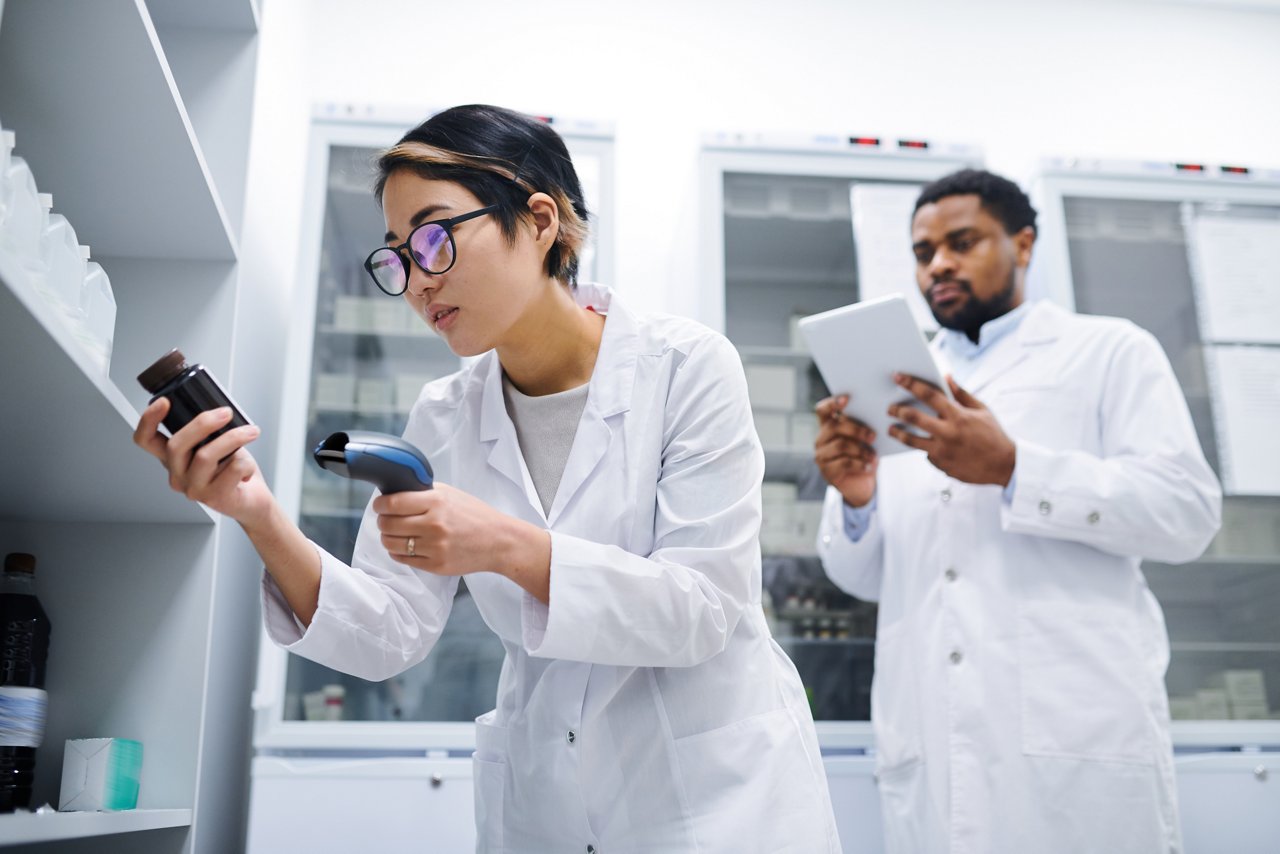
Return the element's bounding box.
[910,194,1034,337]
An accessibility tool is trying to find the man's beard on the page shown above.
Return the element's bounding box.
[928,267,1017,339]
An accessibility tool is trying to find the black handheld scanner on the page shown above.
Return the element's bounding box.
[313,431,434,493]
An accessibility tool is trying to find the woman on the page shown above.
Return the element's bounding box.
[135,105,841,852]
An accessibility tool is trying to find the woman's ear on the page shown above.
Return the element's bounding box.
[525,192,560,255]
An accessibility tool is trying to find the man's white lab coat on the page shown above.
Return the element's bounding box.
[264,284,842,853]
[818,300,1221,854]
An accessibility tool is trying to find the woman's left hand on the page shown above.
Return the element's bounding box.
[374,483,530,577]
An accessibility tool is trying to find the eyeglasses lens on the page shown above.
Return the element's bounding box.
[410,223,453,274]
[368,250,406,294]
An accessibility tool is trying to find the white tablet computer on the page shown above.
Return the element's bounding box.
[798,294,952,455]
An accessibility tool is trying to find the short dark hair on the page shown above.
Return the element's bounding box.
[913,169,1037,237]
[374,104,590,284]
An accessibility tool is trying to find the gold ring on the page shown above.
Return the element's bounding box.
[406,537,416,557]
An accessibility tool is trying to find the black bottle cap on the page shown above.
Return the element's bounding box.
[138,349,189,393]
[3,553,36,575]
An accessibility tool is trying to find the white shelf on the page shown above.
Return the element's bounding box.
[0,251,214,524]
[0,0,237,261]
[318,325,443,341]
[0,808,192,846]
[147,0,258,31]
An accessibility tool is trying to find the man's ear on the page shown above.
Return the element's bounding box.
[1013,225,1036,269]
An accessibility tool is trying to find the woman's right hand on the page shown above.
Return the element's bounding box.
[133,398,271,526]
[813,395,878,508]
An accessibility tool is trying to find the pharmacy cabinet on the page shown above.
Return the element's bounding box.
[0,1,270,852]
[249,106,614,753]
[698,131,981,740]
[1030,160,1280,745]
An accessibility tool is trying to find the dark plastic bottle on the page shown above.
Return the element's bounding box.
[137,348,252,447]
[0,553,52,813]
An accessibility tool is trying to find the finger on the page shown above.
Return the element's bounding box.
[814,395,850,422]
[947,375,983,409]
[134,398,172,460]
[167,407,236,465]
[816,438,875,466]
[187,432,260,494]
[888,424,934,451]
[894,373,952,416]
[816,416,875,446]
[886,403,944,437]
[373,486,437,514]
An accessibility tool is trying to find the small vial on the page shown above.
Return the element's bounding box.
[137,349,251,447]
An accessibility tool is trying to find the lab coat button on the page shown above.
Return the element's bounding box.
[1087,511,1101,525]
[822,534,832,546]
[1038,500,1052,516]
[940,488,952,503]
[945,568,957,582]
[566,730,576,745]
[949,650,963,665]
[1255,765,1268,781]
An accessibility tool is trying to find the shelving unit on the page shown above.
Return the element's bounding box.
[1031,160,1280,742]
[701,132,982,727]
[0,2,268,852]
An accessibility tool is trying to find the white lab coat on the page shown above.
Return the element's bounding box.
[264,284,842,854]
[817,300,1221,854]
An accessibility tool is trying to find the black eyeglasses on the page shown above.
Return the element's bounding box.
[364,205,499,296]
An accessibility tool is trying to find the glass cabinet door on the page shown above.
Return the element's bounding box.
[283,133,610,725]
[723,171,928,721]
[1062,195,1280,725]
[285,142,501,723]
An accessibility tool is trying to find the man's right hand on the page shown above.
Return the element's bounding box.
[814,395,878,508]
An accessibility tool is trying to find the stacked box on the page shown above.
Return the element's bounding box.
[745,364,796,410]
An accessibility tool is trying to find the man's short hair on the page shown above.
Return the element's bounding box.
[914,169,1037,237]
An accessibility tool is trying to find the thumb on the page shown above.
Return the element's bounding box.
[947,375,983,409]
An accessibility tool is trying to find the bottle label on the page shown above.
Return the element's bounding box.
[0,686,47,748]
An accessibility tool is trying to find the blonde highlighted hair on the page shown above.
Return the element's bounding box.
[374,106,590,285]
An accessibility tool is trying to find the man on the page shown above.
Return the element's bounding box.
[814,169,1221,854]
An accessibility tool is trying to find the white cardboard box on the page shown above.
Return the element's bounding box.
[59,738,142,812]
[745,364,796,410]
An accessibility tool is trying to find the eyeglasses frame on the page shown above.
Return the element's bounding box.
[363,204,501,296]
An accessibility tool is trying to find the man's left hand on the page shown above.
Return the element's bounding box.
[887,373,1017,487]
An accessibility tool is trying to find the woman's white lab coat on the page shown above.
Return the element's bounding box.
[818,300,1221,854]
[263,284,842,853]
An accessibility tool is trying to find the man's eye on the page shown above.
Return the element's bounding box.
[952,238,974,252]
[914,250,933,265]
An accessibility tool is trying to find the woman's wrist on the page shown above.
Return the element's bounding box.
[496,516,552,603]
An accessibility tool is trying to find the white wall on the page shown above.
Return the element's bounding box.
[246,0,1280,326]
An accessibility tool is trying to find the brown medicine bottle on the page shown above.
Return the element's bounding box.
[137,348,252,446]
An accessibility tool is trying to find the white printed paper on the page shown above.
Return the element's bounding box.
[850,183,935,332]
[1186,211,1280,344]
[1205,344,1280,495]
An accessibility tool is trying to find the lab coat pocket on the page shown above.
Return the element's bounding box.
[1018,603,1154,764]
[869,619,922,772]
[876,756,945,854]
[472,714,508,853]
[673,705,828,851]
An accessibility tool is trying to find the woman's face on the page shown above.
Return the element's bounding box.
[381,171,547,357]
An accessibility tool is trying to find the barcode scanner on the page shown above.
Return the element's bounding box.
[313,431,434,493]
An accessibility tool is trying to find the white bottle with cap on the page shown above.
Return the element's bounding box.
[36,199,86,321]
[0,135,47,268]
[77,246,116,376]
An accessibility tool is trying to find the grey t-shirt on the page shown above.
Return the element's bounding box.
[501,374,590,515]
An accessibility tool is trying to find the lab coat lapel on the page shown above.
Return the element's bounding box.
[938,300,1061,397]
[546,288,637,528]
[478,352,544,513]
